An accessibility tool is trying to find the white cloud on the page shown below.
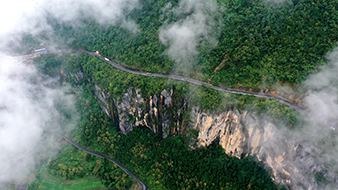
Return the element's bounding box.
[159,0,220,72]
[303,47,338,127]
[0,55,78,185]
[0,0,140,43]
[0,0,141,185]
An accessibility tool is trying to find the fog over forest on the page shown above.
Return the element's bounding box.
[0,0,140,187]
[0,0,337,189]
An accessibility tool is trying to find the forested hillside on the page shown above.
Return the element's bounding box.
[30,50,299,189]
[26,0,338,189]
[42,0,338,89]
[33,0,324,129]
[29,82,276,190]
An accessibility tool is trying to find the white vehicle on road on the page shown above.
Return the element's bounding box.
[104,57,109,61]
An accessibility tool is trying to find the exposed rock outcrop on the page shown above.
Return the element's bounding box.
[62,70,336,189]
[92,82,336,189]
[191,107,337,189]
[94,86,187,138]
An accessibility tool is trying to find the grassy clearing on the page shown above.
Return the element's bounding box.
[38,174,105,190]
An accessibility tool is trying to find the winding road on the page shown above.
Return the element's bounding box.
[54,131,148,190]
[63,49,305,112]
[30,49,307,190]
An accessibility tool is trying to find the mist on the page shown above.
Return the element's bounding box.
[0,55,79,187]
[0,0,140,187]
[253,47,338,189]
[300,48,338,188]
[0,0,140,49]
[303,48,338,129]
[159,0,221,74]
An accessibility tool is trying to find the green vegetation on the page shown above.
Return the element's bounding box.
[43,84,276,189]
[208,0,338,87]
[315,172,327,187]
[35,52,303,129]
[38,175,105,190]
[43,0,338,89]
[27,0,338,189]
[28,0,333,130]
[30,0,329,128]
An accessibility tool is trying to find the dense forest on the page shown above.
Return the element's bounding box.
[36,52,302,129]
[28,82,277,190]
[37,0,338,89]
[30,50,297,189]
[24,0,338,189]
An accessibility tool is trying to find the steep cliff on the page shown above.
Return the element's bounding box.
[94,85,187,139]
[64,70,335,189]
[191,107,337,189]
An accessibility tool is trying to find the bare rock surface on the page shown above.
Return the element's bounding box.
[94,86,186,138]
[91,82,337,189]
[191,107,337,189]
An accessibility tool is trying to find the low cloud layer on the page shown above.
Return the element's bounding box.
[0,0,140,187]
[303,48,338,128]
[159,0,220,73]
[0,55,78,187]
[0,0,140,46]
[259,47,338,189]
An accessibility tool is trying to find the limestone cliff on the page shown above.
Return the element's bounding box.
[89,82,335,189]
[94,85,187,139]
[191,107,337,189]
[64,70,335,189]
[63,69,188,138]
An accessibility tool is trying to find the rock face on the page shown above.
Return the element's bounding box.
[94,85,187,138]
[64,71,335,189]
[191,107,337,189]
[192,108,275,158]
[92,83,336,189]
[63,70,188,138]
